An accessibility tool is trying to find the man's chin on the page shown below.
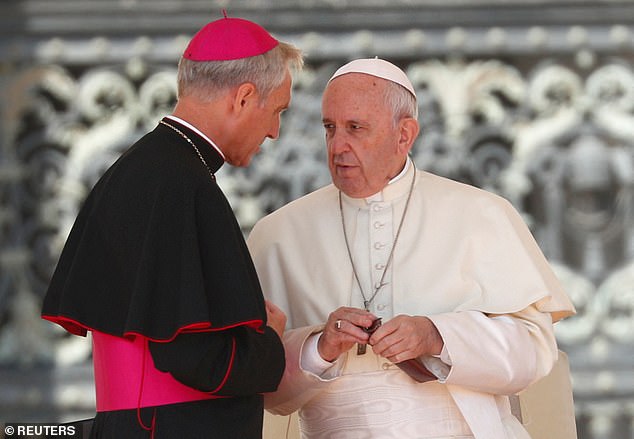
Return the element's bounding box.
[230,150,259,168]
[333,180,367,199]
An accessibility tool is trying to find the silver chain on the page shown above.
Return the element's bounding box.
[339,164,417,311]
[159,120,216,181]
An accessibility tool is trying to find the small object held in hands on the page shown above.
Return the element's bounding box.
[357,318,382,355]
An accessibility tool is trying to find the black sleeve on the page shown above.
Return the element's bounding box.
[149,326,285,396]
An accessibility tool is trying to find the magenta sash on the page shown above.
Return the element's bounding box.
[92,331,221,411]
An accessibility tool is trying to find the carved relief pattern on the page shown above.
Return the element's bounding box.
[1,28,633,439]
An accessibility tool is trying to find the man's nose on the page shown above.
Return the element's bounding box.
[267,116,281,140]
[328,129,349,154]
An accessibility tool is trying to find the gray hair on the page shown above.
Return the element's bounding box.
[177,41,303,103]
[383,80,418,126]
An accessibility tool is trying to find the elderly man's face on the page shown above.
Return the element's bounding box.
[226,70,292,167]
[322,73,409,198]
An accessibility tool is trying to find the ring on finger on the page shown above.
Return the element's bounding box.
[335,319,342,330]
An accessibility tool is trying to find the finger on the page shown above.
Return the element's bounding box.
[334,307,376,321]
[370,318,418,355]
[375,326,432,361]
[327,319,370,343]
[377,338,414,361]
[265,300,281,314]
[371,331,404,357]
[336,306,374,315]
[338,312,377,329]
[319,321,369,362]
[368,319,400,346]
[327,308,375,333]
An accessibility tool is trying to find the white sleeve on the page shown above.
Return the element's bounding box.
[300,332,343,379]
[420,345,452,380]
[264,325,344,415]
[428,305,557,395]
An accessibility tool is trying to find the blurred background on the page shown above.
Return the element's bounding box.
[0,0,633,437]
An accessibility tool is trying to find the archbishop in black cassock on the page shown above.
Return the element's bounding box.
[43,117,283,438]
[41,13,303,439]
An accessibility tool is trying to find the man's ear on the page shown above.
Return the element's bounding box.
[232,82,258,114]
[397,117,420,154]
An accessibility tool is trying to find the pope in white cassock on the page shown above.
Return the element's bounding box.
[247,58,576,439]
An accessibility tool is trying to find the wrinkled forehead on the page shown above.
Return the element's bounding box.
[323,72,390,102]
[321,74,392,122]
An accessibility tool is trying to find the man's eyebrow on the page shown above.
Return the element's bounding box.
[322,118,367,125]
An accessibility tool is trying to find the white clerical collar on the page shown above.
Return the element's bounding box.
[365,157,411,204]
[164,115,226,161]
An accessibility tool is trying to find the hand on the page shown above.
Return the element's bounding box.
[265,300,287,339]
[318,307,376,362]
[369,315,443,363]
